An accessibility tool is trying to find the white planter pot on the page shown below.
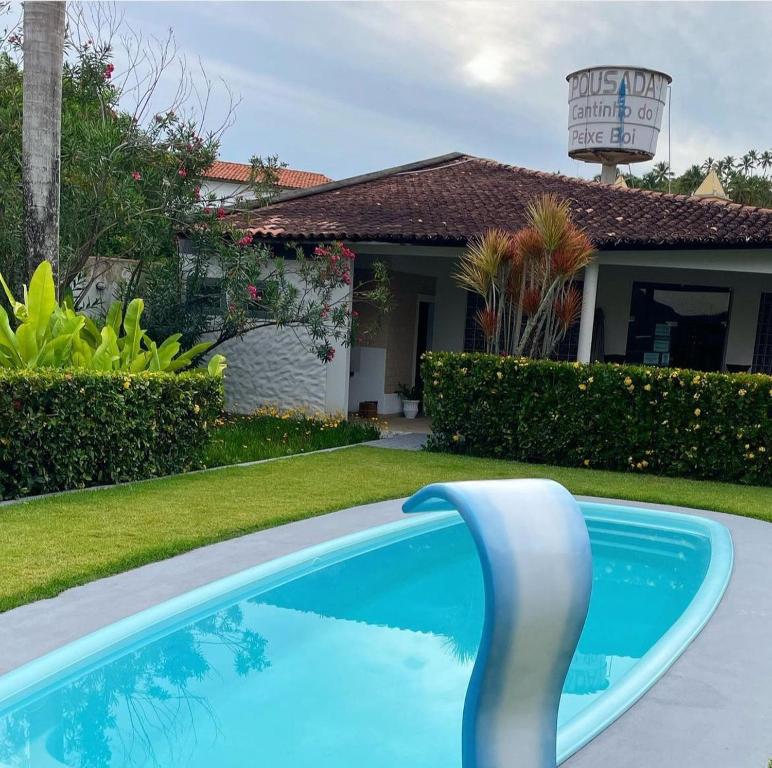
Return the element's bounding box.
[402,399,420,419]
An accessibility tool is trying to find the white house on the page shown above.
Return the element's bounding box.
[217,152,772,416]
[200,160,331,206]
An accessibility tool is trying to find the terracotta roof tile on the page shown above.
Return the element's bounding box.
[233,153,772,249]
[204,160,331,189]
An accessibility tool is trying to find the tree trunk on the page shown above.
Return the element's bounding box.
[22,0,66,288]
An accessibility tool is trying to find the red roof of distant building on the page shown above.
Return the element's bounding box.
[204,160,331,189]
[232,153,772,249]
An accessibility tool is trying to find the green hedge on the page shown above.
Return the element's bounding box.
[423,352,772,485]
[0,369,223,499]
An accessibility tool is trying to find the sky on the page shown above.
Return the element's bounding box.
[111,1,772,182]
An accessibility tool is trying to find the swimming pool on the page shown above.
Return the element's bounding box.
[0,500,732,767]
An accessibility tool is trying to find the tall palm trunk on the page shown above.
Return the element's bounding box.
[22,0,66,288]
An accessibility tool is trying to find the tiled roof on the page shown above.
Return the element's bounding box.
[234,153,772,249]
[204,160,331,189]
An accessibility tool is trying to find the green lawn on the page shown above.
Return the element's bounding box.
[203,412,380,467]
[1,445,770,613]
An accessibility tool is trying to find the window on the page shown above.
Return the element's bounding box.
[462,289,582,359]
[626,282,730,371]
[187,276,225,315]
[752,293,772,373]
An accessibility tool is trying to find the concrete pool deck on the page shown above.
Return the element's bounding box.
[0,495,769,766]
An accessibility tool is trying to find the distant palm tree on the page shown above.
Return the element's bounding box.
[760,150,772,177]
[740,153,756,175]
[747,149,759,172]
[679,165,704,195]
[701,157,715,174]
[651,161,673,187]
[722,155,737,173]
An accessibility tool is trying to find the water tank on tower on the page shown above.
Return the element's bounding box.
[567,66,671,183]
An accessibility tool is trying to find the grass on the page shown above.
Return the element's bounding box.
[203,411,380,466]
[1,445,770,613]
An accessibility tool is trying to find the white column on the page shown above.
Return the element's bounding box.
[577,263,599,363]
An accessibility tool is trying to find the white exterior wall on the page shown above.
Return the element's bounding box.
[215,320,351,415]
[200,179,256,204]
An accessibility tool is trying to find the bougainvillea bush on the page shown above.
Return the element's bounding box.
[423,351,772,485]
[0,369,223,499]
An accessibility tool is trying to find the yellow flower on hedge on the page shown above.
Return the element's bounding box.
[193,403,200,414]
[123,379,130,390]
[738,389,747,397]
[578,383,587,391]
[760,446,767,453]
[624,376,632,386]
[641,460,649,468]
[694,408,701,417]
[644,383,652,391]
[452,433,461,442]
[496,371,503,380]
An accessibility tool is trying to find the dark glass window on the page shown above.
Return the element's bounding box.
[752,292,772,373]
[626,282,730,371]
[462,289,581,359]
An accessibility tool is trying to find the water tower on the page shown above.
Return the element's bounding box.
[566,66,671,183]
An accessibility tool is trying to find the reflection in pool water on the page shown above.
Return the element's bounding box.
[0,509,712,767]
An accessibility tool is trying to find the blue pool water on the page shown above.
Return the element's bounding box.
[0,502,732,767]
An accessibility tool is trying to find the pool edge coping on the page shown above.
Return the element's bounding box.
[0,497,735,764]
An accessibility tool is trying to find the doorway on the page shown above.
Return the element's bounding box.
[626,282,731,371]
[413,299,435,396]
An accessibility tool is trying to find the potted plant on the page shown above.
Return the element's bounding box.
[397,383,421,419]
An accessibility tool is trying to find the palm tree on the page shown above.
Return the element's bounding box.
[651,161,673,187]
[22,1,67,287]
[678,165,704,195]
[701,157,715,174]
[721,155,737,173]
[747,149,759,173]
[760,150,772,178]
[740,152,756,176]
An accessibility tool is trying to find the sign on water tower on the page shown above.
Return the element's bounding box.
[567,66,671,164]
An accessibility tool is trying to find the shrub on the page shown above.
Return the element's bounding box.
[423,352,772,485]
[0,369,223,499]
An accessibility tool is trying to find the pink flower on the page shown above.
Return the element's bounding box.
[131,171,142,181]
[313,246,327,257]
[103,63,114,80]
[341,271,351,285]
[193,185,200,199]
[178,168,188,178]
[216,208,226,219]
[203,206,212,215]
[325,348,336,362]
[341,246,356,260]
[237,234,253,247]
[247,284,258,300]
[352,309,359,318]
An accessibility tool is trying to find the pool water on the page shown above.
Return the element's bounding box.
[0,502,732,767]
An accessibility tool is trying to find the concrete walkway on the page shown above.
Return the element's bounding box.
[0,496,769,767]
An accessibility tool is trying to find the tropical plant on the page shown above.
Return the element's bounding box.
[0,14,390,364]
[396,382,420,400]
[0,260,225,373]
[455,195,595,359]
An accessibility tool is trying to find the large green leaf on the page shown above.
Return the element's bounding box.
[16,323,39,366]
[166,341,213,372]
[156,334,182,370]
[26,261,57,343]
[207,354,227,377]
[120,298,145,367]
[0,306,22,368]
[91,326,120,371]
[105,301,122,335]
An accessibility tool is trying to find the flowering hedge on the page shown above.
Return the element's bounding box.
[0,370,223,499]
[423,352,772,485]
